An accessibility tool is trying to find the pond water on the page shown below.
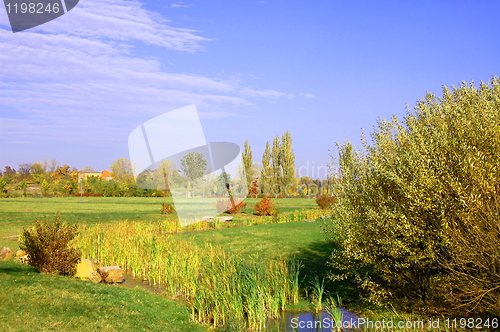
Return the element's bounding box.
[266,309,359,332]
[119,274,358,331]
[118,273,163,294]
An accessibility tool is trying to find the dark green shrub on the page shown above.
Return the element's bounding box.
[20,213,81,276]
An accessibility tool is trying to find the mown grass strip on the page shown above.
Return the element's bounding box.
[0,259,206,332]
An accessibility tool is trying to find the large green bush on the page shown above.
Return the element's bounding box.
[20,213,81,276]
[325,77,500,314]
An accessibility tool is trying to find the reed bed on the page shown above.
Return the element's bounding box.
[73,221,300,331]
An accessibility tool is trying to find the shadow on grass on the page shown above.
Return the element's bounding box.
[288,238,362,305]
[0,259,38,275]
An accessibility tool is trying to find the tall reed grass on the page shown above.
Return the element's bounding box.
[73,221,300,331]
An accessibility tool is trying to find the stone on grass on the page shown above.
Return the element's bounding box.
[304,219,316,223]
[98,266,124,283]
[0,247,14,260]
[15,250,28,263]
[75,259,102,283]
[217,216,233,222]
[201,216,215,222]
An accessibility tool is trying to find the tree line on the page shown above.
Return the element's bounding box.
[1,132,331,198]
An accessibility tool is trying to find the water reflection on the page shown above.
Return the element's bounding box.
[120,274,358,332]
[267,309,358,332]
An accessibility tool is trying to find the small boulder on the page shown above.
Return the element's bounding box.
[98,266,124,283]
[0,247,14,260]
[75,259,102,283]
[217,216,233,222]
[201,216,215,222]
[304,219,316,222]
[15,250,28,263]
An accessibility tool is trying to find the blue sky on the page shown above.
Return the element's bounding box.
[1,0,499,179]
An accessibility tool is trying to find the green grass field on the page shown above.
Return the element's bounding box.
[0,196,338,331]
[0,196,318,250]
[0,259,206,332]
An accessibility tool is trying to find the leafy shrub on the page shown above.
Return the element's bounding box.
[315,195,337,209]
[325,78,500,313]
[215,199,247,214]
[254,197,278,216]
[161,203,176,214]
[20,213,81,276]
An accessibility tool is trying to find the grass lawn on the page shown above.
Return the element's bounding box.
[0,197,170,250]
[0,259,206,332]
[179,220,328,260]
[0,196,318,250]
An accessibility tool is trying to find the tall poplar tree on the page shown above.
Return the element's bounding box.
[271,136,282,195]
[280,131,295,195]
[242,140,254,193]
[261,132,296,196]
[260,142,271,195]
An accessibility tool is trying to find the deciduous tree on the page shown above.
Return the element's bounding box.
[242,140,254,194]
[110,158,135,184]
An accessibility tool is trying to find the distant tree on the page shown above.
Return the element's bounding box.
[18,179,27,197]
[3,166,16,178]
[110,158,135,184]
[51,165,71,182]
[180,152,207,182]
[242,140,254,194]
[41,179,50,196]
[262,132,296,196]
[271,136,282,195]
[18,163,32,181]
[154,159,175,197]
[280,132,296,194]
[42,159,58,173]
[30,162,46,183]
[181,152,207,198]
[215,172,231,196]
[80,166,96,172]
[260,142,271,195]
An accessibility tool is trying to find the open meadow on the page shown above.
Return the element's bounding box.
[1,196,339,331]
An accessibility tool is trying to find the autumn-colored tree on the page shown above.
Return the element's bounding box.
[249,177,259,198]
[110,158,135,184]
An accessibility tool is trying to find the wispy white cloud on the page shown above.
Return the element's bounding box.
[301,93,316,99]
[0,0,297,148]
[171,2,190,8]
